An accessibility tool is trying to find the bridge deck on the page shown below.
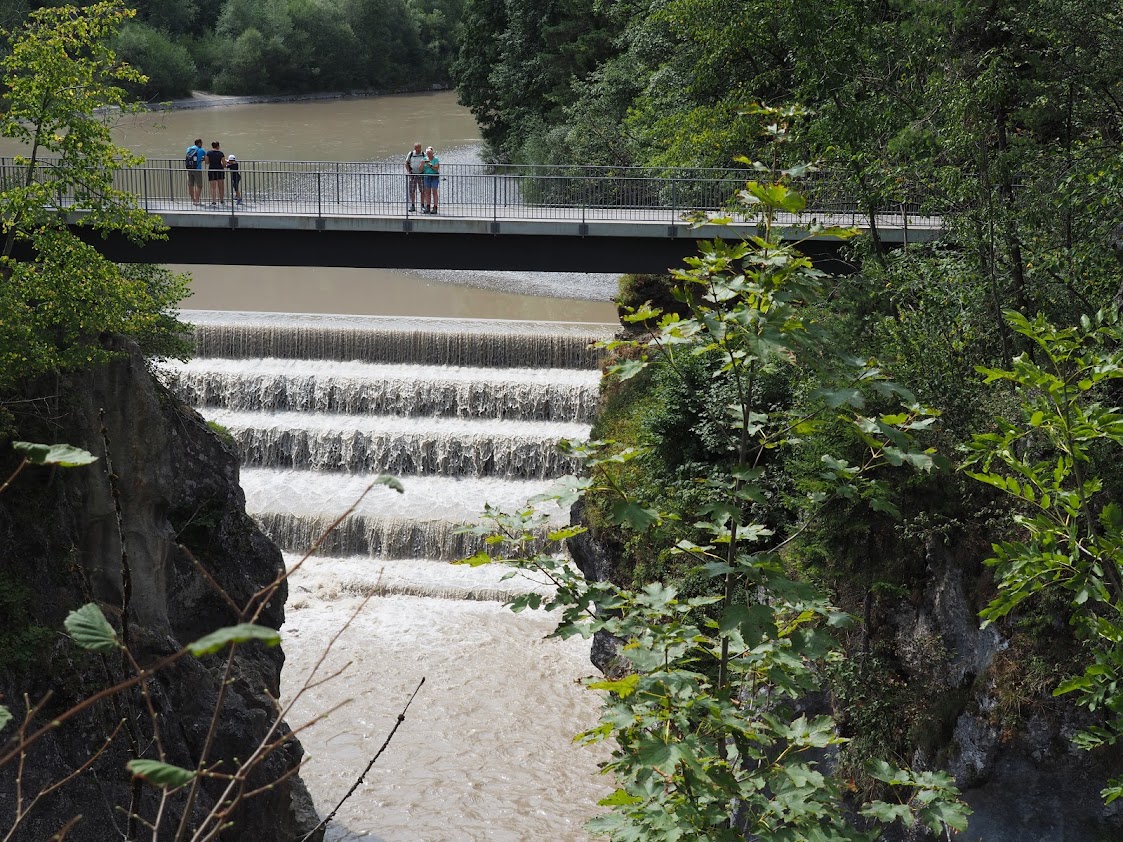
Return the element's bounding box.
[12,158,944,270]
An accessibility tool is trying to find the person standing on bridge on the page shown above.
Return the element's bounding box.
[421,146,440,214]
[226,154,242,205]
[405,142,426,212]
[185,137,204,205]
[205,140,227,206]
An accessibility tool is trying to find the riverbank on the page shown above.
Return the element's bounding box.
[152,84,454,112]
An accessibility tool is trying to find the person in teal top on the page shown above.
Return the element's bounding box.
[421,146,440,214]
[185,137,204,205]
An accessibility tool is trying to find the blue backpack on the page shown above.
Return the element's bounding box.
[185,147,199,169]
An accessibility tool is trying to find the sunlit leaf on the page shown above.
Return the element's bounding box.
[127,759,196,789]
[586,674,640,698]
[187,623,281,656]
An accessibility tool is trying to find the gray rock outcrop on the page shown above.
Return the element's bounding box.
[0,338,321,841]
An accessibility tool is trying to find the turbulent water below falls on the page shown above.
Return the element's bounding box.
[164,310,617,839]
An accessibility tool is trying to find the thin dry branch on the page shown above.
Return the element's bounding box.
[299,677,427,842]
[0,651,187,768]
[3,720,125,842]
[187,580,381,841]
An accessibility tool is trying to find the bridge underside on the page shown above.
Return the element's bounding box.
[75,225,859,274]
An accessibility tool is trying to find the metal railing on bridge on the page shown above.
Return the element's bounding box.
[0,158,936,229]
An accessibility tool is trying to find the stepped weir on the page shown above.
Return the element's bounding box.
[164,309,617,838]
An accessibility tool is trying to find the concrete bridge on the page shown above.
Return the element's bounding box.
[46,158,940,272]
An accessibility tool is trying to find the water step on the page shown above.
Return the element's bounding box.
[242,469,563,560]
[161,357,601,422]
[203,409,586,479]
[259,511,556,561]
[283,553,557,604]
[186,310,616,369]
[240,469,564,522]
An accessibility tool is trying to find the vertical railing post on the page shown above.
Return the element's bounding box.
[168,166,174,207]
[492,172,498,224]
[316,171,322,218]
[671,176,677,224]
[335,161,341,210]
[581,173,586,225]
[142,168,149,212]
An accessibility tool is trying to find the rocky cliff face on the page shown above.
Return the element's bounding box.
[569,517,1123,841]
[0,339,321,841]
[890,538,1123,841]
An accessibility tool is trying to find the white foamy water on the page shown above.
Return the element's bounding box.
[240,469,566,523]
[165,311,617,839]
[207,408,589,442]
[281,591,613,842]
[284,552,558,603]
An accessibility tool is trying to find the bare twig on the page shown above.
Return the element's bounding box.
[47,815,82,841]
[4,719,125,842]
[299,677,427,842]
[0,650,187,768]
[190,590,377,842]
[0,457,28,494]
[245,478,391,623]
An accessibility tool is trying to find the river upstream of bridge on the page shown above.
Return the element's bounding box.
[115,92,619,840]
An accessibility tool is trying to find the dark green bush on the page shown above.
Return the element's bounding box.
[115,21,196,99]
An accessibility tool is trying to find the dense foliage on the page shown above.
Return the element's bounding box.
[0,1,190,401]
[464,141,970,837]
[456,0,1123,834]
[0,0,464,98]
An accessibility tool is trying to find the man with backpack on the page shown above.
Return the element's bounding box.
[405,142,426,212]
[185,138,204,205]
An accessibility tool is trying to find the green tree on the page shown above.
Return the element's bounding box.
[0,1,190,396]
[463,113,969,838]
[286,0,363,91]
[115,19,197,99]
[965,308,1123,805]
[454,0,616,161]
[135,0,200,37]
[345,0,426,88]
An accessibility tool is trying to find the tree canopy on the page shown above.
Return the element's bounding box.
[0,1,189,398]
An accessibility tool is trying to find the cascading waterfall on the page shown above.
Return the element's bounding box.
[165,309,617,841]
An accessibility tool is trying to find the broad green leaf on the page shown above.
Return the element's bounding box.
[127,759,196,789]
[65,603,119,652]
[635,739,682,773]
[0,705,11,732]
[719,603,775,646]
[586,674,640,698]
[455,551,493,568]
[610,500,660,531]
[607,359,648,381]
[187,623,281,656]
[861,801,914,825]
[1103,780,1123,805]
[920,799,971,832]
[596,788,643,807]
[13,441,97,467]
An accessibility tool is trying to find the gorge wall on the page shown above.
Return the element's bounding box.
[568,520,1123,841]
[0,338,320,840]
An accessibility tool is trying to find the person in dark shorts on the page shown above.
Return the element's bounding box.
[405,142,426,212]
[226,154,241,205]
[205,140,226,206]
[186,137,204,204]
